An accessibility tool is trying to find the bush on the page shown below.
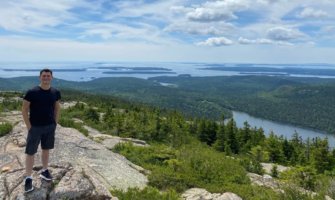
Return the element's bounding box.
[271,165,279,178]
[281,166,318,191]
[113,141,249,193]
[59,117,88,136]
[0,123,13,137]
[111,186,179,200]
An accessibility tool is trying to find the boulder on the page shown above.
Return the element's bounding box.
[247,173,280,190]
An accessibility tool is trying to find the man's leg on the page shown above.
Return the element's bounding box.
[24,154,35,193]
[41,149,49,170]
[24,126,40,193]
[40,149,52,181]
[40,124,56,181]
[25,154,35,177]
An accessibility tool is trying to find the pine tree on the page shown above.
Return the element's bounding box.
[282,138,294,163]
[312,138,331,173]
[225,119,239,154]
[266,132,283,163]
[213,124,225,152]
[238,121,252,152]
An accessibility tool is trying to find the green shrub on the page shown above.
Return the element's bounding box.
[113,141,248,193]
[111,186,180,200]
[279,186,323,200]
[271,165,279,178]
[0,123,13,137]
[59,117,88,136]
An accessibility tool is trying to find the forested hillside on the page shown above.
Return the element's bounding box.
[1,75,334,134]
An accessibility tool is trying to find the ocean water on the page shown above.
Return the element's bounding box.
[0,62,335,81]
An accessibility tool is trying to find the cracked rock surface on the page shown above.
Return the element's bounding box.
[181,188,242,200]
[0,112,148,200]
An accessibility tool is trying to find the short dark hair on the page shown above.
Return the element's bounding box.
[40,68,53,76]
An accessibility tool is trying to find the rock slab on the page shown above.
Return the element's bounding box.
[0,115,148,200]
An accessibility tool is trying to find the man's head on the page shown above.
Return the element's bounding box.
[39,68,53,86]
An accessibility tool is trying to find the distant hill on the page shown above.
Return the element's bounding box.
[1,75,335,133]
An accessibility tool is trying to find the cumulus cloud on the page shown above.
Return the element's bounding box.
[187,7,237,22]
[196,37,233,46]
[185,0,249,22]
[267,27,304,41]
[297,7,329,19]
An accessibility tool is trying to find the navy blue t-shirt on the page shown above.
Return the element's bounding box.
[24,86,61,126]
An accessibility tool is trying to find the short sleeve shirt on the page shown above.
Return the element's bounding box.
[24,86,61,126]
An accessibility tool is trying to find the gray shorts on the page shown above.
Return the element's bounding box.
[25,123,57,155]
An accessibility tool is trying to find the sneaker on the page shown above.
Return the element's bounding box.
[24,177,34,193]
[40,169,53,181]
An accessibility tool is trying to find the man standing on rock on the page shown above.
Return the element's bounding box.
[22,68,61,193]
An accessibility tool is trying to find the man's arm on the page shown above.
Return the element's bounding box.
[22,100,31,130]
[54,100,61,124]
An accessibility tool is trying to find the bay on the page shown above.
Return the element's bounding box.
[233,111,335,148]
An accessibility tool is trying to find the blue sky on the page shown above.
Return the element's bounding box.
[0,0,334,63]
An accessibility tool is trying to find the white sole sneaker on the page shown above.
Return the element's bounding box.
[25,186,34,193]
[40,174,52,181]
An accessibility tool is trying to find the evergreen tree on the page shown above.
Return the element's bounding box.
[213,124,225,152]
[266,132,283,163]
[312,138,331,173]
[238,121,252,152]
[197,119,207,143]
[225,119,239,154]
[84,108,100,122]
[282,138,294,164]
[197,119,217,146]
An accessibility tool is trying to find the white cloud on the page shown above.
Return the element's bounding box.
[1,35,335,63]
[297,7,329,19]
[165,21,235,36]
[77,22,171,44]
[105,0,181,22]
[0,0,335,63]
[0,0,82,31]
[267,26,304,41]
[185,0,249,22]
[238,37,292,46]
[238,37,270,45]
[256,0,280,4]
[187,7,237,22]
[82,28,113,40]
[196,37,233,46]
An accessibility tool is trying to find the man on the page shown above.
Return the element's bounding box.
[22,68,61,193]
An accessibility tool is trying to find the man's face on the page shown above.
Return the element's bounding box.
[40,72,53,85]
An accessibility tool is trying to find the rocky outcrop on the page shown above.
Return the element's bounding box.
[0,112,148,199]
[261,163,290,174]
[247,173,281,192]
[182,188,242,200]
[84,125,149,150]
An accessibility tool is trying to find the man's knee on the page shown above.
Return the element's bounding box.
[41,149,49,153]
